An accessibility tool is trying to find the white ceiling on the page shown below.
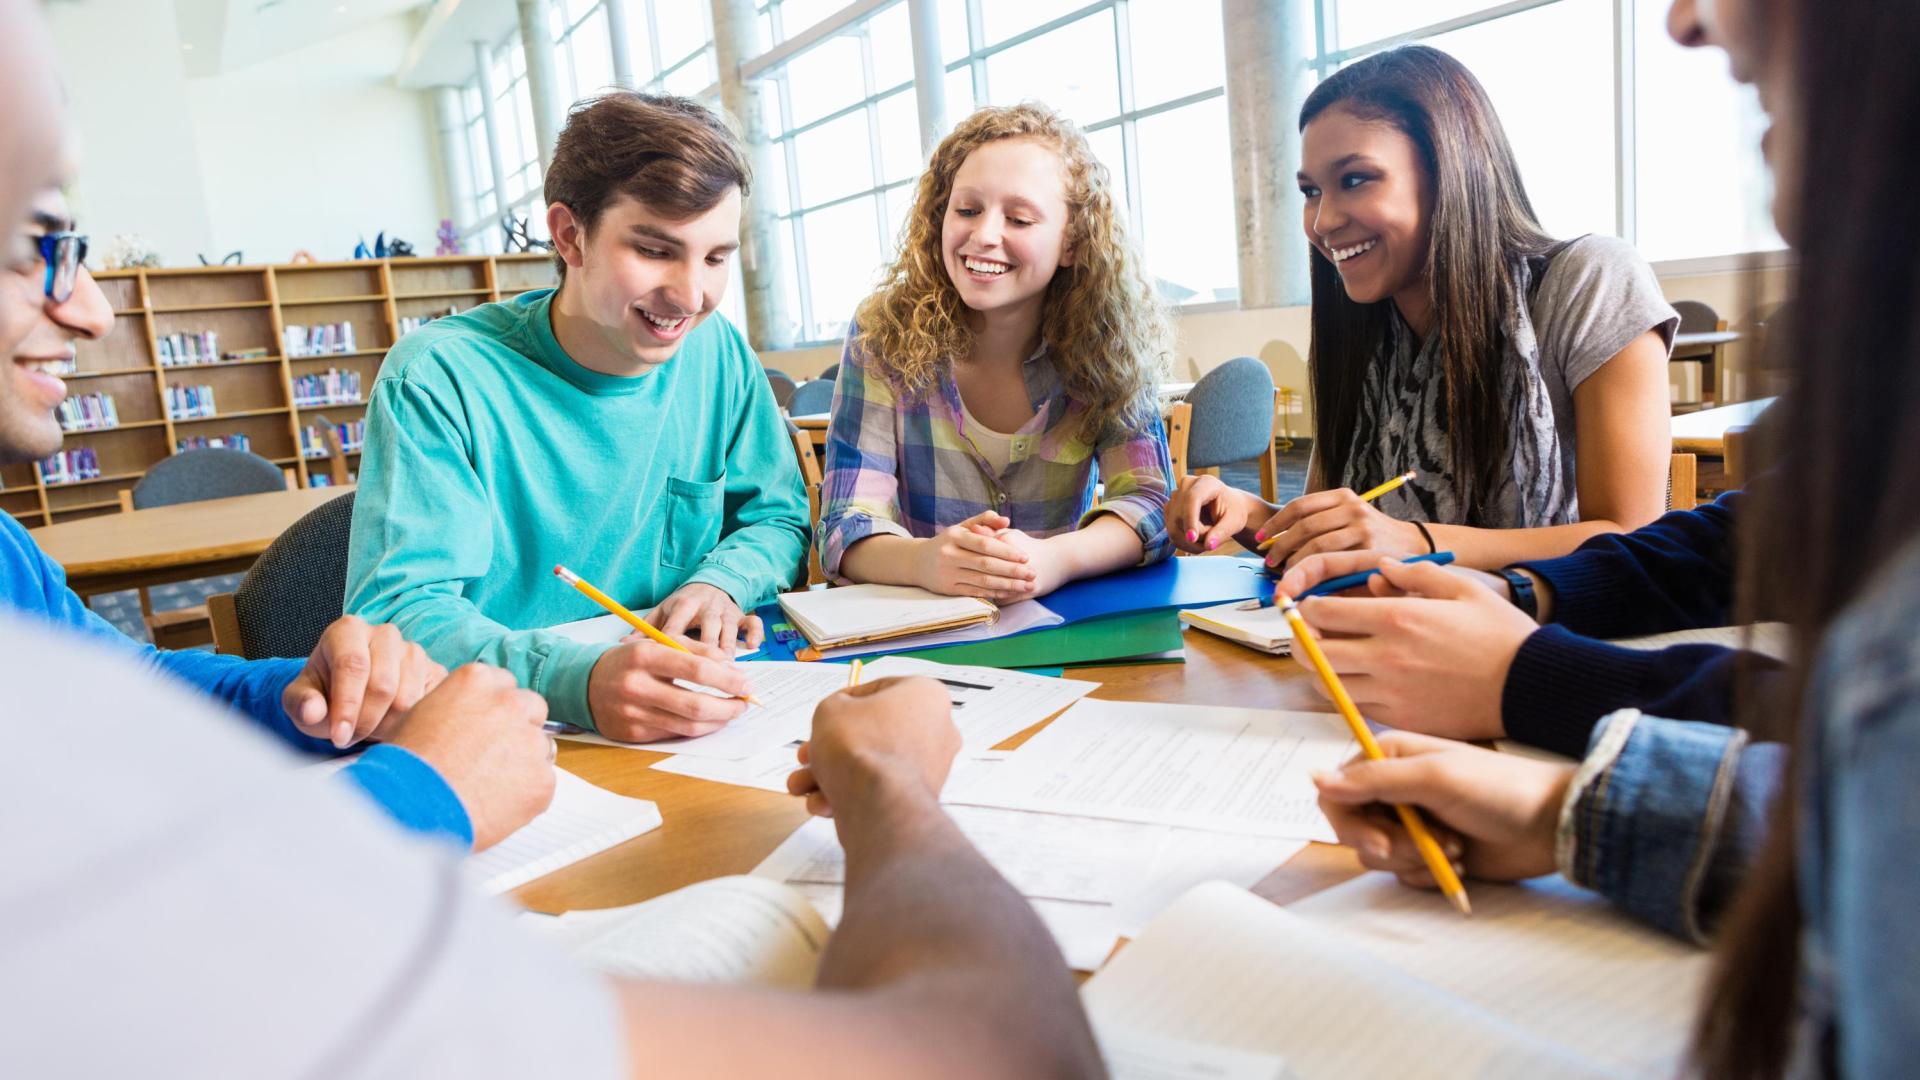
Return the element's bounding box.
[168,0,513,85]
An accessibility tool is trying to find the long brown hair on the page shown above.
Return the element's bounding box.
[1695,0,1920,1074]
[852,103,1170,443]
[1298,46,1554,522]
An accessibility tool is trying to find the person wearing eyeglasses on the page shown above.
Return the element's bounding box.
[1,187,559,852]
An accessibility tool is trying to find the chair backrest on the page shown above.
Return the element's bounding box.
[130,447,285,509]
[788,378,835,416]
[228,490,357,659]
[1668,452,1698,512]
[818,362,839,384]
[1670,300,1721,335]
[784,418,825,585]
[1181,356,1276,470]
[764,367,798,408]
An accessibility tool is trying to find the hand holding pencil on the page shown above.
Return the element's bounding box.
[1255,470,1432,570]
[1275,588,1473,916]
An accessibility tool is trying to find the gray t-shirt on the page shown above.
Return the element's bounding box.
[1345,234,1678,527]
[0,613,623,1079]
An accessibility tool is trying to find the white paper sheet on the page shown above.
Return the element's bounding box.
[1096,1027,1291,1080]
[948,699,1355,842]
[468,768,662,894]
[859,656,1097,748]
[1285,873,1709,1076]
[543,611,765,661]
[525,875,828,989]
[1083,883,1610,1079]
[554,662,852,760]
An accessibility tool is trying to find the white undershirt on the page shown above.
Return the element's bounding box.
[959,396,1019,475]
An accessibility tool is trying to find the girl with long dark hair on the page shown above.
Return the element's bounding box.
[1170,46,1677,572]
[1309,1,1920,1073]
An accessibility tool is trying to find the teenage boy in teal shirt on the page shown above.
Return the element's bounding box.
[347,93,808,740]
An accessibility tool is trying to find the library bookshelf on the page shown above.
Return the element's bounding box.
[2,253,556,527]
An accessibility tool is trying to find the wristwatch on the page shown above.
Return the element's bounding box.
[1495,566,1538,620]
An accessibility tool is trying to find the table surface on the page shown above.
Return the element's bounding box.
[1671,396,1776,451]
[1672,329,1741,347]
[29,485,353,580]
[522,628,1364,917]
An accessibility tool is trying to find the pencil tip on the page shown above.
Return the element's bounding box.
[1451,891,1473,917]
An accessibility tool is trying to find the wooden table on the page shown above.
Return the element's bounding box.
[520,630,1364,918]
[1671,330,1740,351]
[29,485,354,599]
[1671,396,1775,456]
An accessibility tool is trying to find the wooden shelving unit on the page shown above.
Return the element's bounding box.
[9,253,556,527]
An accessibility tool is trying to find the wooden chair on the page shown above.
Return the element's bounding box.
[119,447,287,648]
[788,378,835,417]
[1166,356,1281,506]
[1668,452,1699,511]
[786,418,825,586]
[764,367,798,410]
[1670,300,1729,409]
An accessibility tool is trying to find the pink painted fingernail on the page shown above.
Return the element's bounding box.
[1254,530,1266,542]
[1207,537,1220,550]
[1186,529,1196,544]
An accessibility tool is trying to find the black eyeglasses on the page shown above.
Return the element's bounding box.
[37,231,89,304]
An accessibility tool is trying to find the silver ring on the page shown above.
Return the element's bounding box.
[545,734,558,764]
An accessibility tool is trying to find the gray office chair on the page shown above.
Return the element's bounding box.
[764,367,798,409]
[1671,300,1721,335]
[129,447,285,509]
[1167,356,1280,506]
[788,378,836,416]
[211,491,357,660]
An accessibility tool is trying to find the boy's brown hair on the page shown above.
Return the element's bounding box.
[543,91,751,279]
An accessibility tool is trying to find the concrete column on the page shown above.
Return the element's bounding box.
[434,87,477,232]
[516,0,567,168]
[712,0,794,350]
[603,0,638,89]
[473,41,515,216]
[906,0,948,158]
[1222,0,1315,307]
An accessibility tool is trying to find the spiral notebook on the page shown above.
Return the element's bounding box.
[775,583,998,650]
[1176,599,1294,655]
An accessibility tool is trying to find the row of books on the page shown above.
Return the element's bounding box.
[177,433,251,453]
[56,393,119,432]
[309,470,356,488]
[157,331,220,367]
[166,384,218,420]
[398,306,460,337]
[39,448,100,485]
[300,420,365,459]
[286,322,359,358]
[292,369,362,408]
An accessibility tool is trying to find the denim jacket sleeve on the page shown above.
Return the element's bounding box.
[1555,709,1786,943]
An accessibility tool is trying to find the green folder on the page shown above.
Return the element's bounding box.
[895,609,1183,668]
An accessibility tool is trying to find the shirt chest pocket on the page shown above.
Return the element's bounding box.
[660,473,726,570]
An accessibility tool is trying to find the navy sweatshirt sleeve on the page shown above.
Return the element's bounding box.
[1498,492,1784,756]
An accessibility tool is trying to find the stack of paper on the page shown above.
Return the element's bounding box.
[1177,600,1294,655]
[778,583,997,650]
[523,875,829,988]
[1084,879,1707,1079]
[469,768,663,894]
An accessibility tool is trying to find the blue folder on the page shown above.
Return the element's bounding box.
[754,556,1269,662]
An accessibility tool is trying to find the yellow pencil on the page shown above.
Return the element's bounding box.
[552,564,763,707]
[1257,470,1417,552]
[847,658,863,688]
[1275,588,1472,916]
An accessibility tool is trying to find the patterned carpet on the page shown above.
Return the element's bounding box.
[86,441,1314,645]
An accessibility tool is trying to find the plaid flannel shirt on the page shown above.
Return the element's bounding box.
[817,336,1173,581]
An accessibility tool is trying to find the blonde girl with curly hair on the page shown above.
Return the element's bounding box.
[816,103,1176,601]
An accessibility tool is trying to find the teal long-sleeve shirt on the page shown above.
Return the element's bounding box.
[345,290,808,730]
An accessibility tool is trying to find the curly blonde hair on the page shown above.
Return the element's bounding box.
[853,103,1171,443]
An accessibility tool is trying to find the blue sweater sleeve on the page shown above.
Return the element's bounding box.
[3,511,471,845]
[1516,491,1743,637]
[340,745,474,849]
